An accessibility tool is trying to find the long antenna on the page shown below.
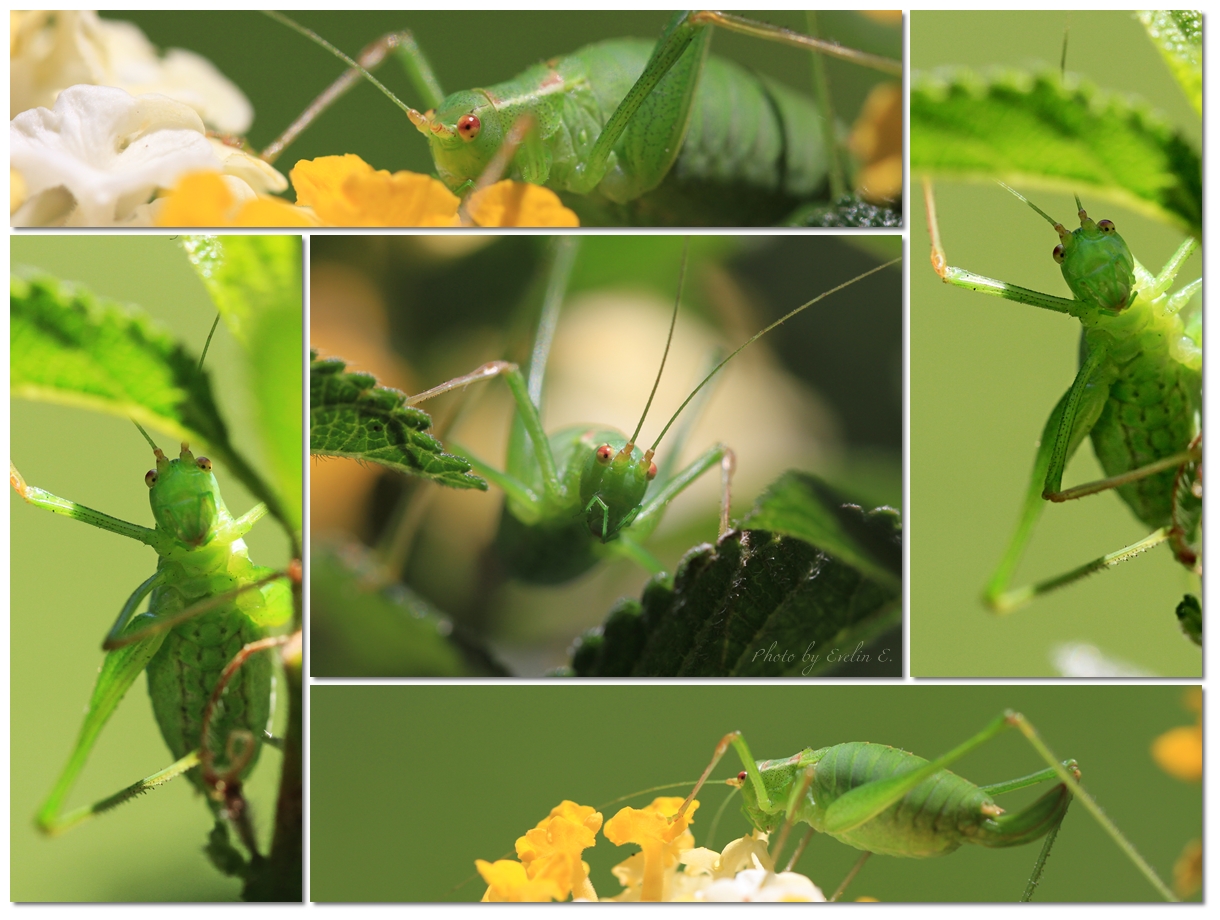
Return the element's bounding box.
[628,238,689,446]
[198,314,221,372]
[263,11,415,119]
[133,421,161,452]
[998,182,1063,229]
[648,256,900,453]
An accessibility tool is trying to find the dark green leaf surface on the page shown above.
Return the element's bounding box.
[742,470,901,590]
[309,353,485,490]
[311,543,506,677]
[182,235,304,536]
[9,271,275,516]
[911,68,1202,237]
[1137,10,1201,117]
[569,528,900,677]
[1176,594,1202,647]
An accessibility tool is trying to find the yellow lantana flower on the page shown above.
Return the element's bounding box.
[1152,687,1203,782]
[155,171,318,227]
[603,797,699,902]
[475,859,564,903]
[290,155,461,227]
[515,801,603,901]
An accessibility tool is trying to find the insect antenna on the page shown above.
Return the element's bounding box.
[262,11,417,124]
[998,182,1064,229]
[132,421,162,454]
[648,256,900,454]
[624,238,689,454]
[197,313,221,372]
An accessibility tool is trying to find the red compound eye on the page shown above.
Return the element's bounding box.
[596,444,614,464]
[196,457,212,471]
[1098,219,1115,232]
[737,771,748,781]
[457,113,481,140]
[646,461,658,480]
[1052,244,1065,264]
[145,470,158,488]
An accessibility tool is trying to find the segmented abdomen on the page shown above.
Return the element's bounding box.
[813,743,994,858]
[1091,344,1200,530]
[146,592,270,793]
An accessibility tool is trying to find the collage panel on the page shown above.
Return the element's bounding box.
[310,683,1201,902]
[309,234,902,678]
[13,10,900,230]
[10,236,303,900]
[910,11,1202,677]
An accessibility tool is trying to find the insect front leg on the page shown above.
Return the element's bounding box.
[626,443,736,540]
[410,360,563,512]
[984,358,1179,614]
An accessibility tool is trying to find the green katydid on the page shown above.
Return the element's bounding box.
[260,10,902,226]
[671,711,1177,901]
[10,243,298,898]
[923,180,1201,636]
[400,238,901,586]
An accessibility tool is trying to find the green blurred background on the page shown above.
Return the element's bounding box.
[10,237,294,900]
[108,11,900,214]
[310,234,901,675]
[310,684,1201,902]
[910,11,1202,676]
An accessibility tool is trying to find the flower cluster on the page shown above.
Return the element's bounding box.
[476,797,824,902]
[10,11,579,227]
[1151,688,1203,898]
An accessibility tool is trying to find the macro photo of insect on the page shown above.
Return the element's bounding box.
[11,10,901,228]
[8,6,1210,912]
[9,236,303,901]
[308,684,1201,902]
[309,235,901,678]
[909,11,1202,678]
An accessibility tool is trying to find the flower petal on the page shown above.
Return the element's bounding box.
[465,179,579,227]
[11,84,219,225]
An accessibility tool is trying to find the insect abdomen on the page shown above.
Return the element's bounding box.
[813,743,995,858]
[1089,323,1201,530]
[146,591,270,793]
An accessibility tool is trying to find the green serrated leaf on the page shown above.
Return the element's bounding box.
[742,470,901,590]
[309,352,485,490]
[181,235,303,536]
[570,529,900,677]
[310,543,507,677]
[911,68,1202,238]
[1176,594,1202,647]
[9,270,287,530]
[1136,10,1202,118]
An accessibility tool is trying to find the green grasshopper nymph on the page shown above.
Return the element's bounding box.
[11,237,300,900]
[403,239,901,585]
[257,10,901,226]
[925,180,1201,634]
[671,712,1178,902]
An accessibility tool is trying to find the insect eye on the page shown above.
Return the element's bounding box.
[1052,244,1065,264]
[145,470,158,488]
[1098,219,1115,233]
[646,461,658,480]
[596,444,614,464]
[457,114,481,141]
[737,771,748,781]
[196,457,212,472]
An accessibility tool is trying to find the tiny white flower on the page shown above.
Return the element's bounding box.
[11,10,252,133]
[11,84,221,226]
[699,867,826,902]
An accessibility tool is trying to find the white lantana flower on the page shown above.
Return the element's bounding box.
[11,84,221,226]
[699,867,826,902]
[11,10,252,133]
